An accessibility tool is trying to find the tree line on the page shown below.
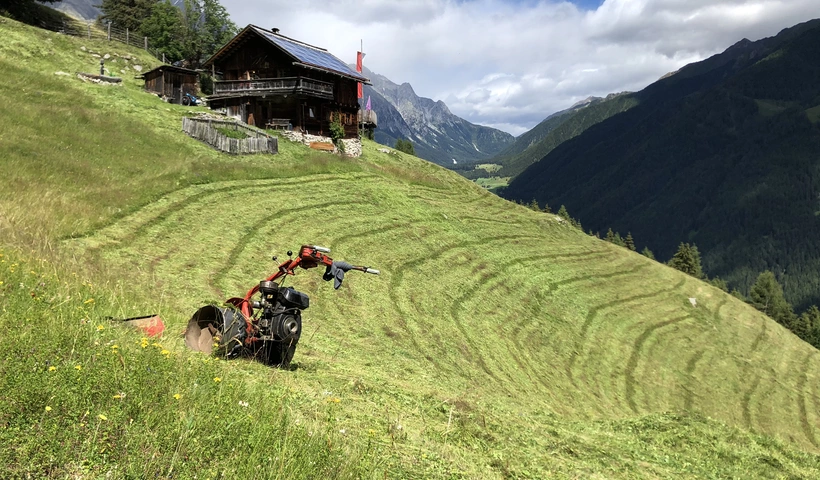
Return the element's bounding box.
[99,0,237,69]
[522,199,820,350]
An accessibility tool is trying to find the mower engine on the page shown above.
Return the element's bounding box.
[184,245,378,368]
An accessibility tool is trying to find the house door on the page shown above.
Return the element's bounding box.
[173,77,181,103]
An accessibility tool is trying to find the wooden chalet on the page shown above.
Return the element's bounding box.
[202,25,370,138]
[140,65,199,103]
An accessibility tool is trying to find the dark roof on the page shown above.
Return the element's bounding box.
[203,25,370,84]
[138,64,199,78]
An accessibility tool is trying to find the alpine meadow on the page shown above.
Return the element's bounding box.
[2,13,820,480]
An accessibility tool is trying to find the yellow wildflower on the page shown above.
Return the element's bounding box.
[45,406,52,412]
[84,298,95,305]
[98,414,107,421]
[213,377,222,383]
[48,366,56,372]
[96,325,104,331]
[140,338,148,348]
[173,393,182,400]
[74,365,82,371]
[111,345,119,350]
[161,349,170,356]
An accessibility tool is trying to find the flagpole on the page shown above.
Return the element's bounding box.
[359,39,363,141]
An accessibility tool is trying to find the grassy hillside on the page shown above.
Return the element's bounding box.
[2,16,820,479]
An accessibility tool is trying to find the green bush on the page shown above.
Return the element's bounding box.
[215,126,248,139]
[394,138,415,155]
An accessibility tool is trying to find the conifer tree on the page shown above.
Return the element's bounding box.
[557,205,570,221]
[800,306,820,348]
[790,312,812,341]
[395,139,415,155]
[641,246,655,260]
[710,277,728,292]
[200,0,237,59]
[624,232,636,251]
[141,1,185,62]
[529,199,540,211]
[612,232,625,247]
[542,204,552,214]
[100,0,156,32]
[605,228,615,243]
[668,242,703,278]
[749,271,794,327]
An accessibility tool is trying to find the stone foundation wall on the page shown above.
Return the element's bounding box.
[280,131,362,157]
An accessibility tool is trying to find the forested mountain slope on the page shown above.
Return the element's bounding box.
[504,19,820,310]
[489,93,638,178]
[2,16,820,479]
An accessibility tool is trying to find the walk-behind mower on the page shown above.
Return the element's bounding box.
[184,245,379,368]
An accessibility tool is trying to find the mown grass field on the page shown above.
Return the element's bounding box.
[2,16,820,478]
[473,175,509,192]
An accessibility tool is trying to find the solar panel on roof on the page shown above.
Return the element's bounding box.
[254,27,368,82]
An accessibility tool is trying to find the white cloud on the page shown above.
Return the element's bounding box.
[220,0,820,135]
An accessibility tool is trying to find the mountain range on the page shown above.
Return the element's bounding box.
[361,66,514,165]
[502,19,820,310]
[484,92,637,179]
[48,0,101,21]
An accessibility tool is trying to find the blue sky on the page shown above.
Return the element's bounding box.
[221,0,820,135]
[567,0,604,9]
[500,0,603,9]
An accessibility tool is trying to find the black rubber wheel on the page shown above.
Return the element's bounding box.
[262,340,298,368]
[182,96,191,106]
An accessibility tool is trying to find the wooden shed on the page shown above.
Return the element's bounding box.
[141,65,200,104]
[202,25,370,138]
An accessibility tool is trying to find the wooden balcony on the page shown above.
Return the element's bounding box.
[358,109,377,126]
[212,77,334,99]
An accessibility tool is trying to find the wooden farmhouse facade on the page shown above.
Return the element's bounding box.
[203,25,370,138]
[140,65,199,104]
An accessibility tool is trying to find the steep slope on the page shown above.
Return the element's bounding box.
[489,92,638,178]
[2,17,820,479]
[363,66,515,165]
[504,19,820,309]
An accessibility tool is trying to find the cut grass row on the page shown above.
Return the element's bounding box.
[67,157,820,457]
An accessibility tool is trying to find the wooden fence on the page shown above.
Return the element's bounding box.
[36,17,165,62]
[182,117,278,155]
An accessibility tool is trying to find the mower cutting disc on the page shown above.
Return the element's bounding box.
[184,305,248,357]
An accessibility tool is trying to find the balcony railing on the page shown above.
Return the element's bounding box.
[357,109,377,126]
[212,77,334,99]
